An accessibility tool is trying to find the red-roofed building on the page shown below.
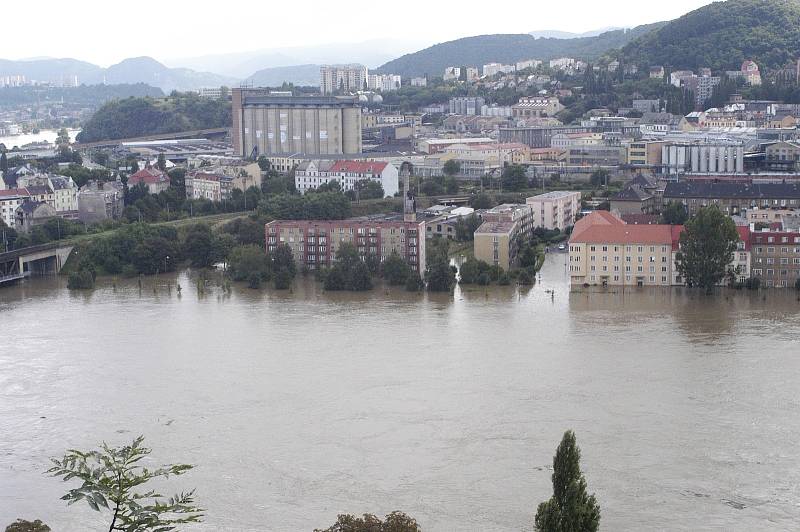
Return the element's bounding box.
[128,167,170,195]
[570,211,753,287]
[294,159,398,197]
[570,211,682,287]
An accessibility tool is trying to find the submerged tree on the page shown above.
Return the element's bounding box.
[47,436,202,532]
[535,430,600,532]
[315,511,420,532]
[676,205,739,295]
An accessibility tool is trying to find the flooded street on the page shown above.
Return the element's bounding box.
[1,255,799,531]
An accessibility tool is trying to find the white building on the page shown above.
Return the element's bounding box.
[662,143,745,175]
[465,67,480,82]
[198,87,224,99]
[411,77,427,87]
[482,63,514,78]
[294,160,399,197]
[481,104,513,117]
[516,59,542,71]
[0,188,30,228]
[320,64,368,94]
[443,67,461,81]
[49,176,78,213]
[549,57,576,70]
[185,172,233,202]
[367,74,402,92]
[526,191,582,230]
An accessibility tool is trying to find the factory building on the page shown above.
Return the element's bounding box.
[231,88,362,158]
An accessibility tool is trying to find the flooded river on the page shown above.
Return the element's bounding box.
[1,256,799,531]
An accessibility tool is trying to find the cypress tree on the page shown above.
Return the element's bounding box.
[535,430,600,532]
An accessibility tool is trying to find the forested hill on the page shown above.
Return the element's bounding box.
[76,93,231,143]
[374,23,664,78]
[617,0,800,73]
[0,83,162,109]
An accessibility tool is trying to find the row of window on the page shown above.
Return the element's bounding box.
[573,245,670,254]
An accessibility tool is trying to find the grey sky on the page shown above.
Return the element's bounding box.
[4,0,716,67]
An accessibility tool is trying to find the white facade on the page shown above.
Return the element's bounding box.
[443,67,461,81]
[367,74,402,92]
[482,63,514,78]
[516,59,542,71]
[526,191,581,230]
[662,144,745,175]
[294,160,399,197]
[549,57,576,70]
[481,104,513,117]
[0,190,30,228]
[411,77,427,87]
[320,64,368,94]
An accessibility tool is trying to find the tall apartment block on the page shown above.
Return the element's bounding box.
[319,64,368,95]
[231,88,362,157]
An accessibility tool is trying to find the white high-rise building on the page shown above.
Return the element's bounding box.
[320,64,368,95]
[367,74,402,92]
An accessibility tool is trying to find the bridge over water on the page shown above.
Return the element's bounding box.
[0,243,74,286]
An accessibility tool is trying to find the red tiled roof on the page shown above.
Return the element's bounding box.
[329,160,388,175]
[0,187,30,198]
[736,226,751,250]
[129,168,168,185]
[620,214,660,225]
[571,211,675,246]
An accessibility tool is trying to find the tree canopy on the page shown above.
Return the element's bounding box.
[676,206,739,294]
[535,430,600,532]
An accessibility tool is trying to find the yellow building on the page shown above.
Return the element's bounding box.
[568,211,678,287]
[627,141,667,166]
[473,204,534,269]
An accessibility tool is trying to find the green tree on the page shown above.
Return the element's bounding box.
[156,152,167,171]
[458,257,492,284]
[4,520,50,532]
[404,272,424,292]
[675,206,739,294]
[47,435,202,532]
[352,180,384,200]
[324,243,373,291]
[315,511,420,532]
[0,151,7,174]
[425,239,456,292]
[660,201,688,225]
[272,243,296,289]
[589,169,609,188]
[535,430,600,532]
[257,155,270,171]
[470,193,493,209]
[455,213,482,241]
[382,251,411,285]
[228,245,271,284]
[443,159,461,178]
[501,165,528,191]
[182,224,230,268]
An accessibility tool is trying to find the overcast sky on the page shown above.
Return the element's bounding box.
[4,0,716,66]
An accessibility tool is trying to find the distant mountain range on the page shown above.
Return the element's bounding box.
[3,0,798,96]
[0,56,235,92]
[373,23,665,78]
[245,64,321,87]
[164,39,428,78]
[529,27,621,39]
